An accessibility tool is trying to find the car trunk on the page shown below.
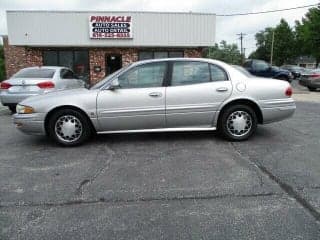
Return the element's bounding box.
[7,78,52,94]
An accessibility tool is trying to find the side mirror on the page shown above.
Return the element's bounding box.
[108,79,120,90]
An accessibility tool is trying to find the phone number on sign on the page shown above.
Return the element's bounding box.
[91,32,131,38]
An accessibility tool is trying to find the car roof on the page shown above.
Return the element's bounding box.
[20,66,67,70]
[131,57,228,67]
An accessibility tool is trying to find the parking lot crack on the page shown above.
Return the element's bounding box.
[75,144,115,197]
[231,142,320,223]
[0,192,281,209]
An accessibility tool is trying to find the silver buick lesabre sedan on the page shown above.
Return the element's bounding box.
[13,58,296,146]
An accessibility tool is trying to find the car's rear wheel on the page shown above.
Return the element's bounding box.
[48,109,91,146]
[8,105,16,113]
[219,104,257,141]
[308,87,317,91]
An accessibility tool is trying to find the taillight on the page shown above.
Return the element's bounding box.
[309,74,320,78]
[285,86,293,97]
[0,81,12,90]
[37,81,55,89]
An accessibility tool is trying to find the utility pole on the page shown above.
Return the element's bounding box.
[237,33,246,64]
[270,30,275,65]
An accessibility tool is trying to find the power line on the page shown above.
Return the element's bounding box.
[216,3,318,17]
[237,33,246,63]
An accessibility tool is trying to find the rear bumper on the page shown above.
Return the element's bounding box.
[0,92,38,105]
[299,79,320,88]
[13,113,46,135]
[259,98,296,124]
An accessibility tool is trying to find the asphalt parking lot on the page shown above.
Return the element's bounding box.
[1,83,320,239]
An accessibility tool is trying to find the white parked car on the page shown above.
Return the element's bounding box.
[13,58,296,146]
[0,66,85,112]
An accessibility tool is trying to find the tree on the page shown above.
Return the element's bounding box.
[249,19,295,65]
[273,19,296,65]
[206,40,242,65]
[0,45,5,81]
[295,6,320,67]
[249,27,274,61]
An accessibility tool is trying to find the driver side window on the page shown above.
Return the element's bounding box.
[118,62,166,89]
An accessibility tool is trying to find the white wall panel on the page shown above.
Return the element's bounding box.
[7,11,215,47]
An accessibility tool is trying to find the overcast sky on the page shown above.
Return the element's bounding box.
[0,0,317,55]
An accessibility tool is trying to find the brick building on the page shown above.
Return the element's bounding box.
[3,11,216,85]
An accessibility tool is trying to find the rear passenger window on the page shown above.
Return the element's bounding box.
[171,62,210,86]
[210,65,228,81]
[61,69,75,79]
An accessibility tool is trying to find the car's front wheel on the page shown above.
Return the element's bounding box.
[48,109,91,146]
[219,104,257,141]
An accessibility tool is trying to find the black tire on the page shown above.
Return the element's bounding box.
[308,87,317,91]
[218,104,257,141]
[48,109,91,146]
[8,105,16,113]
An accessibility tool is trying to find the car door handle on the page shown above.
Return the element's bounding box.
[149,92,162,97]
[216,87,228,92]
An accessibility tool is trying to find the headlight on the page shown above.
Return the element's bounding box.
[16,104,34,114]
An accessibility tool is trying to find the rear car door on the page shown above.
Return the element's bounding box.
[96,61,167,131]
[165,61,232,128]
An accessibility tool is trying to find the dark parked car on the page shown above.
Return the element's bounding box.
[280,65,305,79]
[299,69,320,91]
[244,59,293,82]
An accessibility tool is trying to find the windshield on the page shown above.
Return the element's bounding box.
[232,65,253,77]
[12,68,56,78]
[90,65,131,89]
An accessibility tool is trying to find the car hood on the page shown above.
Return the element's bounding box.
[19,88,99,114]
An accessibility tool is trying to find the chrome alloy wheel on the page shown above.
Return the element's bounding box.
[55,115,83,143]
[226,111,252,137]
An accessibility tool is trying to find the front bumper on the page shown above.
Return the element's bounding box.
[259,98,296,124]
[13,113,46,135]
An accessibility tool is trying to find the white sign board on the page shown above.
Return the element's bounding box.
[89,15,133,39]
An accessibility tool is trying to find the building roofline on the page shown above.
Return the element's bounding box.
[6,10,216,16]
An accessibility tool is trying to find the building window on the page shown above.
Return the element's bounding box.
[43,51,58,66]
[43,50,89,83]
[139,52,153,60]
[138,51,183,60]
[169,51,184,58]
[154,51,168,59]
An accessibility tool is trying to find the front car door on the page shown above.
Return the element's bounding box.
[165,61,232,128]
[96,61,167,131]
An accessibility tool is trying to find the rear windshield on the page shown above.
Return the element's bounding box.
[12,68,56,78]
[232,65,253,77]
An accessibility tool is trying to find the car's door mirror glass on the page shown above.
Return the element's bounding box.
[108,78,120,90]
